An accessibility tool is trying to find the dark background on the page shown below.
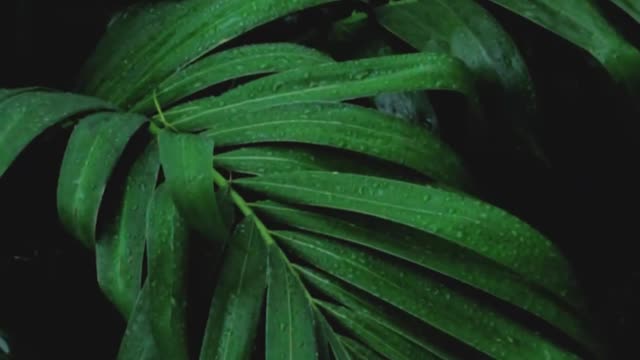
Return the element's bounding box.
[0,0,638,358]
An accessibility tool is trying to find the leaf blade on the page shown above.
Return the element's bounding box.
[57,112,146,247]
[96,142,160,318]
[317,302,440,360]
[80,0,340,108]
[276,230,579,359]
[199,216,267,360]
[117,282,159,360]
[131,43,333,113]
[254,200,591,349]
[266,244,318,360]
[164,52,476,131]
[203,102,468,187]
[235,171,580,308]
[376,0,542,157]
[612,0,640,23]
[158,131,229,246]
[146,185,189,360]
[487,0,640,96]
[0,91,112,177]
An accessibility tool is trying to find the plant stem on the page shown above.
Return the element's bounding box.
[211,169,275,245]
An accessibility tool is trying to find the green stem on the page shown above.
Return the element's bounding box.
[211,169,275,245]
[152,90,178,132]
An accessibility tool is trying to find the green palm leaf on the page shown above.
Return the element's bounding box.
[158,130,229,246]
[612,0,640,22]
[341,336,386,360]
[0,90,112,177]
[145,185,189,360]
[317,301,441,360]
[3,0,621,358]
[131,43,334,113]
[215,145,429,183]
[266,244,318,360]
[276,230,577,359]
[117,282,158,360]
[375,0,542,156]
[235,171,579,306]
[253,200,591,348]
[199,217,266,360]
[162,52,476,131]
[96,142,160,318]
[79,0,339,108]
[296,265,462,359]
[487,0,640,96]
[57,112,146,248]
[202,102,467,187]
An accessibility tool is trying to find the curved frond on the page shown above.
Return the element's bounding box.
[0,90,113,177]
[57,112,147,247]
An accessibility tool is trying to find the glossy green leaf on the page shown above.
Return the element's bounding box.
[163,52,476,131]
[0,91,112,177]
[376,0,541,156]
[146,185,189,360]
[96,142,160,318]
[216,145,428,184]
[317,302,440,360]
[612,0,640,22]
[235,171,580,307]
[340,336,385,360]
[216,146,354,175]
[297,265,463,360]
[117,282,159,360]
[275,230,578,359]
[80,0,339,108]
[132,43,333,113]
[487,0,640,96]
[255,201,591,348]
[158,131,228,245]
[216,184,236,230]
[0,87,43,103]
[266,244,318,360]
[314,307,352,360]
[57,112,146,248]
[202,102,467,187]
[199,217,267,360]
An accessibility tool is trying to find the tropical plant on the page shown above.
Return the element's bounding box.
[1,0,639,359]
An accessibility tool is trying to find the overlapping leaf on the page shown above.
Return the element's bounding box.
[79,0,340,108]
[199,217,266,360]
[487,0,640,96]
[235,171,581,307]
[131,43,334,113]
[1,0,612,358]
[145,185,189,360]
[375,0,541,155]
[202,102,468,187]
[215,145,428,183]
[612,0,640,22]
[266,244,318,360]
[340,336,386,360]
[158,131,229,247]
[254,200,591,348]
[0,90,113,177]
[57,112,146,248]
[162,52,476,131]
[96,143,160,318]
[317,302,440,360]
[274,230,578,359]
[296,265,463,359]
[117,282,158,360]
